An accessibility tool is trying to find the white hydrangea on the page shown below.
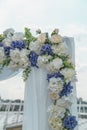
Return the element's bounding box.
[52,42,69,56]
[56,97,72,109]
[2,32,24,46]
[2,38,12,46]
[47,58,63,72]
[61,68,76,81]
[12,32,24,41]
[48,99,72,118]
[48,104,66,118]
[37,55,52,68]
[9,49,29,69]
[29,41,41,53]
[48,78,63,93]
[3,28,15,38]
[0,47,5,64]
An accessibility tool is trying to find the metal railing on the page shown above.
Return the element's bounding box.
[0,101,24,130]
[1,101,87,129]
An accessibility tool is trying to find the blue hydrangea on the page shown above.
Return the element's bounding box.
[47,72,64,82]
[63,116,78,130]
[4,46,10,56]
[40,44,53,55]
[11,41,25,50]
[59,82,73,97]
[0,43,3,47]
[29,51,38,67]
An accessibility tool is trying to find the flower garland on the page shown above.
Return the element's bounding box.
[0,28,78,130]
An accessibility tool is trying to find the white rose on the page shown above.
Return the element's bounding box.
[61,68,76,81]
[48,116,63,130]
[50,34,62,44]
[37,55,52,68]
[3,28,15,38]
[0,47,5,64]
[49,92,60,100]
[48,78,63,93]
[29,41,41,53]
[51,28,59,35]
[47,58,63,72]
[12,32,24,41]
[37,33,47,44]
[52,42,69,55]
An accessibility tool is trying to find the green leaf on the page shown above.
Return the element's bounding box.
[0,34,5,42]
[63,60,74,69]
[22,66,31,81]
[2,58,11,67]
[24,27,37,49]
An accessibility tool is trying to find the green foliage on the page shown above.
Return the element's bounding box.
[24,27,37,49]
[22,66,31,81]
[2,58,10,67]
[63,60,74,69]
[0,34,5,42]
[0,66,3,73]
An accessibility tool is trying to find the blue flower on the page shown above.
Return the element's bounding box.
[0,43,3,47]
[47,72,64,82]
[40,44,53,55]
[29,51,38,67]
[63,116,78,130]
[4,46,10,56]
[59,82,73,97]
[11,41,25,50]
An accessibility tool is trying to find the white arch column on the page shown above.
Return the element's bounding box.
[23,37,78,130]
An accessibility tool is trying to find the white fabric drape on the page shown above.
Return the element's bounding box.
[0,67,19,81]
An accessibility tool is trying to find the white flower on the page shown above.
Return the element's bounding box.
[56,97,72,109]
[9,49,29,69]
[48,116,63,130]
[61,68,76,81]
[0,47,5,64]
[48,104,65,118]
[3,28,15,38]
[12,32,24,41]
[29,41,41,53]
[37,33,47,44]
[2,38,12,46]
[48,78,63,93]
[49,92,59,100]
[50,34,62,44]
[37,55,52,68]
[52,42,69,55]
[47,58,63,72]
[52,28,59,35]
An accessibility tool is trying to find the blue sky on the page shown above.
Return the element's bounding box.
[0,0,87,100]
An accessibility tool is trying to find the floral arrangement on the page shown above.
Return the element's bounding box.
[0,28,78,130]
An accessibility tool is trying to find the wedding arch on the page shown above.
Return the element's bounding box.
[0,28,78,130]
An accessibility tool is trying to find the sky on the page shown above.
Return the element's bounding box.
[0,0,87,100]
